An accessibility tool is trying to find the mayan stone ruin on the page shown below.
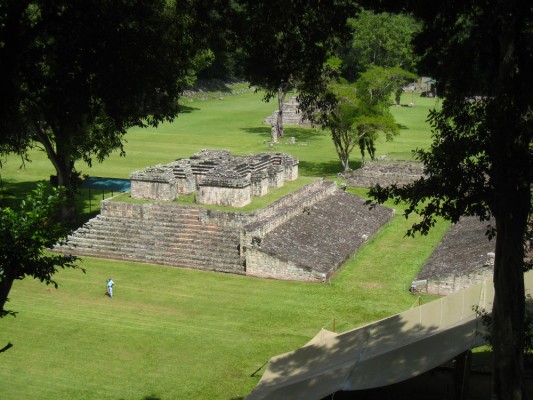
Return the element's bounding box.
[54,149,496,291]
[53,150,394,282]
[340,160,425,188]
[263,96,311,128]
[130,150,299,207]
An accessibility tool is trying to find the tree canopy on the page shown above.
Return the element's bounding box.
[236,0,358,106]
[0,0,212,220]
[369,1,533,398]
[0,183,80,319]
[316,66,413,171]
[339,9,420,81]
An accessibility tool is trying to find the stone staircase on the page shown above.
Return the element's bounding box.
[54,203,244,274]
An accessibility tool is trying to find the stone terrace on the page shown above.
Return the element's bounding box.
[411,217,495,295]
[56,201,245,274]
[54,180,393,281]
[246,191,394,281]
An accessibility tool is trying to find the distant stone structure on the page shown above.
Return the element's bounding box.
[263,96,311,127]
[341,160,424,188]
[130,150,299,207]
[411,217,495,295]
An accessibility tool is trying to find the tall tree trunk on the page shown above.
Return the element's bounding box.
[492,189,528,400]
[490,8,530,398]
[34,127,77,225]
[276,87,286,138]
[0,274,15,317]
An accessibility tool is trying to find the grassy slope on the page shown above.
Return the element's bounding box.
[0,88,446,399]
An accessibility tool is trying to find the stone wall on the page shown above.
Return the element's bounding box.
[412,217,496,295]
[413,266,493,296]
[129,150,299,207]
[343,161,424,188]
[100,200,144,219]
[130,179,177,201]
[197,184,252,207]
[251,174,269,197]
[246,248,323,282]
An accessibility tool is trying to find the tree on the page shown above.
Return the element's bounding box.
[317,66,412,171]
[315,78,399,171]
[355,65,416,109]
[339,9,420,81]
[0,183,80,320]
[235,0,359,136]
[0,0,211,222]
[368,1,533,398]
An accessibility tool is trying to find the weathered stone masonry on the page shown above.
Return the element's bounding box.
[54,178,393,282]
[130,150,299,207]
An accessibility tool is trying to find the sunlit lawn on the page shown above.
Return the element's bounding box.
[0,88,437,199]
[0,203,447,400]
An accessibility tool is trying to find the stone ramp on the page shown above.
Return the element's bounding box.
[249,191,394,277]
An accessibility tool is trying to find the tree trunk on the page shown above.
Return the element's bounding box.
[490,8,530,398]
[0,275,15,317]
[276,87,286,138]
[492,195,528,400]
[34,127,77,224]
[342,157,350,171]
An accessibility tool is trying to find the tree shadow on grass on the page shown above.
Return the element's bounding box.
[241,126,323,144]
[241,126,271,139]
[178,104,201,114]
[0,178,45,208]
[298,160,362,178]
[299,160,340,178]
[0,177,114,227]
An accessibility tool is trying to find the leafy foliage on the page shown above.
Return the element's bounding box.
[473,295,533,357]
[0,0,213,214]
[0,183,80,318]
[340,10,421,81]
[237,0,358,102]
[316,66,414,170]
[368,1,533,397]
[368,99,492,236]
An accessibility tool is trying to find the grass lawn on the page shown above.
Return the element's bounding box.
[0,86,447,399]
[0,204,447,400]
[0,87,439,201]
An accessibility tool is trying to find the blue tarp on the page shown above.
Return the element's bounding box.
[81,177,130,192]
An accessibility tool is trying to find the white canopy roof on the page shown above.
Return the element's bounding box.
[247,271,533,400]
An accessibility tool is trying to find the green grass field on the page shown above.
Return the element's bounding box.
[0,87,446,399]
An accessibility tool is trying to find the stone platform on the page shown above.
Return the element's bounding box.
[54,180,393,282]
